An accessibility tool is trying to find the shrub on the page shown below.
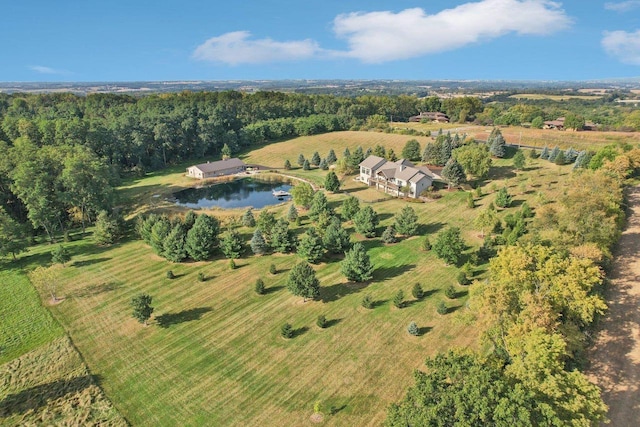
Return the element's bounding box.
[197,272,206,282]
[269,263,277,275]
[229,258,236,270]
[316,314,327,329]
[255,278,265,295]
[421,236,432,251]
[393,290,405,309]
[382,226,397,243]
[437,300,448,315]
[457,270,470,285]
[361,294,373,309]
[407,321,419,336]
[166,270,175,279]
[281,323,293,339]
[445,285,457,299]
[412,283,424,299]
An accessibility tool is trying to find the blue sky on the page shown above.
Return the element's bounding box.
[3,0,640,82]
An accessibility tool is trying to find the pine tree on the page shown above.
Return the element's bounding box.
[163,224,188,262]
[373,144,386,158]
[361,294,373,309]
[393,290,405,308]
[540,146,550,160]
[436,300,447,315]
[353,205,379,238]
[319,158,328,170]
[303,159,311,170]
[221,143,232,160]
[183,210,198,230]
[513,150,526,170]
[407,321,419,336]
[250,228,268,255]
[269,263,277,274]
[185,214,220,261]
[254,278,265,295]
[309,191,332,221]
[221,229,244,259]
[441,158,465,189]
[150,217,172,255]
[297,228,324,263]
[297,153,306,167]
[412,283,424,300]
[341,242,374,282]
[422,142,440,164]
[281,322,293,338]
[322,221,351,254]
[402,139,422,161]
[382,225,397,243]
[351,146,365,168]
[324,171,340,192]
[573,150,591,169]
[488,128,506,158]
[93,210,121,245]
[326,149,337,164]
[51,245,71,266]
[386,148,398,162]
[467,192,475,209]
[564,147,579,163]
[343,147,351,160]
[421,236,432,251]
[131,293,154,325]
[548,146,560,162]
[287,262,320,301]
[554,150,566,165]
[394,206,419,236]
[311,151,321,166]
[284,159,292,170]
[241,209,256,227]
[316,314,327,328]
[495,187,512,208]
[440,136,453,165]
[287,204,298,222]
[341,196,360,221]
[270,219,296,253]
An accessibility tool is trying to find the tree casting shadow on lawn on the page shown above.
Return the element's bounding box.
[156,306,213,328]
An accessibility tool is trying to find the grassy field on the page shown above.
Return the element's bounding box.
[508,93,603,101]
[14,131,581,426]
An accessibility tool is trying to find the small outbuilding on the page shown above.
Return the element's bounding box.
[186,158,246,179]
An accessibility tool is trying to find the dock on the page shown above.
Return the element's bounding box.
[272,190,291,198]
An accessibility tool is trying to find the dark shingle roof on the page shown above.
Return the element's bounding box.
[192,158,245,173]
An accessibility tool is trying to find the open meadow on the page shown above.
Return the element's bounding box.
[8,132,584,426]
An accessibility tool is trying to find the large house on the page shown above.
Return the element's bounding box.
[409,112,450,123]
[186,158,246,179]
[358,155,437,198]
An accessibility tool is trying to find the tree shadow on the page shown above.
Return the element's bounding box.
[417,326,432,336]
[156,306,213,328]
[292,326,309,338]
[72,281,123,298]
[373,264,417,282]
[455,289,469,299]
[419,222,445,235]
[0,375,95,417]
[73,257,111,267]
[447,305,463,314]
[421,289,438,298]
[324,317,342,328]
[371,298,389,308]
[320,282,365,303]
[264,285,284,295]
[329,404,348,415]
[403,299,421,308]
[487,165,516,181]
[377,213,394,222]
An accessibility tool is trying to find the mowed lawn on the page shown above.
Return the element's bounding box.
[30,138,578,426]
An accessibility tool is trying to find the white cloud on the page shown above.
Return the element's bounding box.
[602,30,640,65]
[29,65,64,74]
[604,1,640,12]
[193,0,571,65]
[333,0,572,63]
[192,31,323,65]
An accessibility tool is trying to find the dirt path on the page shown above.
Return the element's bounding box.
[588,185,640,426]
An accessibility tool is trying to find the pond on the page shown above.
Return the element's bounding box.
[172,178,292,209]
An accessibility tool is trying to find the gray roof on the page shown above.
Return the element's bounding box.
[394,159,415,168]
[191,158,245,173]
[409,173,429,184]
[378,168,397,179]
[359,155,387,170]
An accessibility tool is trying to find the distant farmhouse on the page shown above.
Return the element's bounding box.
[358,155,438,198]
[409,111,450,123]
[543,117,597,131]
[186,158,246,179]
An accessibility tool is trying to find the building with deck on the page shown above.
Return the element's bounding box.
[358,155,437,198]
[186,158,246,179]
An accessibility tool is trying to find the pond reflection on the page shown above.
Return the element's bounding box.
[173,178,292,209]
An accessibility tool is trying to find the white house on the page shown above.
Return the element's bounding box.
[358,155,437,198]
[186,158,246,179]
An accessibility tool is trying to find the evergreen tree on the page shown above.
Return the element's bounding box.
[365,147,372,158]
[254,278,265,295]
[488,128,506,157]
[341,242,374,282]
[93,210,122,245]
[303,159,311,170]
[183,210,198,230]
[373,144,386,158]
[394,206,419,236]
[324,171,340,192]
[185,214,220,261]
[554,150,566,165]
[316,314,327,329]
[402,139,422,161]
[408,321,419,336]
[281,322,293,338]
[422,142,441,165]
[343,147,351,160]
[311,151,321,166]
[309,191,332,221]
[513,150,526,170]
[386,148,398,162]
[382,225,397,243]
[221,229,244,259]
[270,218,296,253]
[441,158,465,189]
[540,146,550,160]
[298,228,324,263]
[319,158,328,170]
[433,227,466,265]
[351,146,365,168]
[495,187,512,208]
[421,236,432,251]
[322,221,351,254]
[361,294,373,309]
[163,224,188,262]
[467,192,475,209]
[287,262,320,301]
[297,153,305,167]
[440,136,453,165]
[131,293,153,325]
[564,147,579,163]
[51,245,71,266]
[393,290,405,308]
[256,210,277,239]
[412,283,424,300]
[341,195,360,221]
[221,143,232,159]
[241,209,256,227]
[250,228,268,255]
[269,263,277,274]
[284,159,292,170]
[353,205,379,238]
[573,150,591,169]
[436,300,448,315]
[548,146,560,162]
[287,204,298,222]
[150,216,172,255]
[326,149,337,164]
